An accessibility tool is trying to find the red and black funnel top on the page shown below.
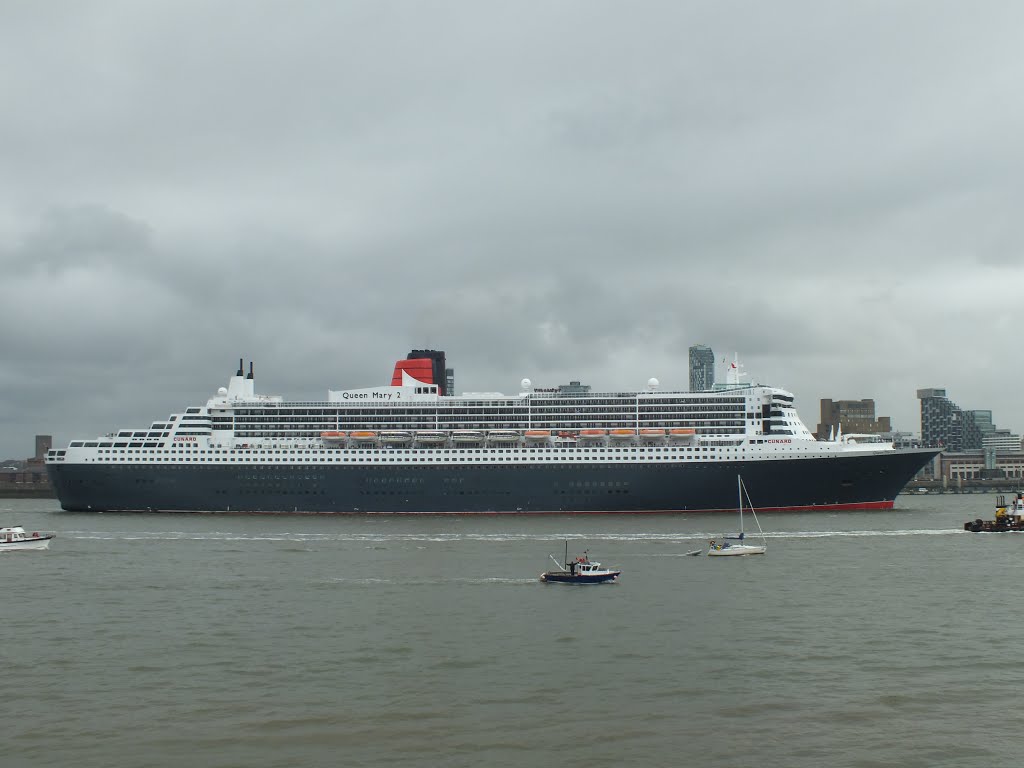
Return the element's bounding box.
[391,349,446,394]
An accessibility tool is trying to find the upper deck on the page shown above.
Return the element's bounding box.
[46,352,892,462]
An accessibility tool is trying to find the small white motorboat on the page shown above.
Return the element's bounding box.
[0,526,56,552]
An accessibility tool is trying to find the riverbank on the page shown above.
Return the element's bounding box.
[907,479,1021,495]
[0,486,55,499]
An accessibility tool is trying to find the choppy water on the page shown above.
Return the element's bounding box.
[2,494,1019,768]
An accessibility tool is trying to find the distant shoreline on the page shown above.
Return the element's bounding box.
[0,489,56,499]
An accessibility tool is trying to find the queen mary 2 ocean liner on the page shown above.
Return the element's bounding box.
[45,350,938,514]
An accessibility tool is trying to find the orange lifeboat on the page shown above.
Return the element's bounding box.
[579,429,607,439]
[320,431,348,442]
[670,428,696,439]
[639,428,666,438]
[349,430,378,442]
[525,430,551,441]
[609,429,636,439]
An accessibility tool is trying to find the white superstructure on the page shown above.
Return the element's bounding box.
[46,357,897,470]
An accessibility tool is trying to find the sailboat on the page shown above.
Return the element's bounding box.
[707,476,767,557]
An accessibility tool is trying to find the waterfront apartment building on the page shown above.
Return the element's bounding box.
[815,399,892,441]
[688,344,715,392]
[917,389,1019,452]
[917,388,963,451]
[959,410,1020,450]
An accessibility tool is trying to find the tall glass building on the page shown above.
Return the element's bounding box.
[962,410,995,450]
[917,388,962,450]
[688,344,715,392]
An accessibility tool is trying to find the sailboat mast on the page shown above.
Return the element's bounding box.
[737,474,744,534]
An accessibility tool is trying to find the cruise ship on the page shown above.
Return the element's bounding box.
[45,350,938,514]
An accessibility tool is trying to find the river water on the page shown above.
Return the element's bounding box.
[2,494,1018,768]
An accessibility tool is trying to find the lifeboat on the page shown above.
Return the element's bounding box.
[320,431,348,443]
[487,430,521,443]
[451,430,485,443]
[379,430,413,444]
[669,428,696,440]
[609,429,636,439]
[349,430,379,442]
[578,429,607,440]
[639,428,666,439]
[525,430,551,441]
[415,430,449,444]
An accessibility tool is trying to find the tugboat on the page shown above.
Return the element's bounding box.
[964,493,1024,532]
[540,542,621,584]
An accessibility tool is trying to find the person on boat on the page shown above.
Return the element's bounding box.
[568,561,577,575]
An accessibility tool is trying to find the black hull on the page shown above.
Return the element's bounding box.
[47,449,937,514]
[541,572,620,583]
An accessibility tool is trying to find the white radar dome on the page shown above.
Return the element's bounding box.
[521,378,532,391]
[647,378,659,390]
[217,387,228,396]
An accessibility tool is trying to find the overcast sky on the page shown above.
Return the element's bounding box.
[2,1,1023,459]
